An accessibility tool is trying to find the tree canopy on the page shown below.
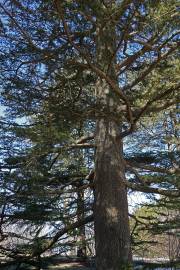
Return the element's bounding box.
[0,1,179,269]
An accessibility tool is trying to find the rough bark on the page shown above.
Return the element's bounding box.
[94,117,132,270]
[94,5,132,269]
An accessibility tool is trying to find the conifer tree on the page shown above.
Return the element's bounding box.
[0,1,179,269]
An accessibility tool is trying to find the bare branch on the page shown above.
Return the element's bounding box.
[76,134,94,144]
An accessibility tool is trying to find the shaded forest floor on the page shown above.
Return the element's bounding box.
[31,262,93,270]
[36,261,94,270]
[1,262,93,270]
[0,257,95,270]
[0,256,179,270]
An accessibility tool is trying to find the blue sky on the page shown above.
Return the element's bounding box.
[0,105,5,117]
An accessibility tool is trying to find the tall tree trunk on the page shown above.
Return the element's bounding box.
[94,5,132,269]
[94,118,132,269]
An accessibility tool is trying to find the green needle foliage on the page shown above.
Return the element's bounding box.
[0,0,179,268]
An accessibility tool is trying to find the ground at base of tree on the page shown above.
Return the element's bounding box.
[40,262,93,270]
[0,256,179,270]
[0,263,93,270]
[1,264,179,270]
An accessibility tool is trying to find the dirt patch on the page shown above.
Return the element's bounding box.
[44,262,94,270]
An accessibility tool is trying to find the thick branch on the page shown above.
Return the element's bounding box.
[76,133,94,144]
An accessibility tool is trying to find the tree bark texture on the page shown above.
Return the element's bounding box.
[94,8,132,270]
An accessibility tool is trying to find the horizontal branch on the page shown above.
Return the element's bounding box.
[125,180,179,197]
[32,214,93,256]
[68,143,95,149]
[127,161,180,174]
[76,133,94,144]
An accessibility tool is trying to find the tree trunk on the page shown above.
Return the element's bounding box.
[94,5,132,269]
[94,117,132,270]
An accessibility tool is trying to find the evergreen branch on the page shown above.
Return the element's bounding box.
[32,214,93,256]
